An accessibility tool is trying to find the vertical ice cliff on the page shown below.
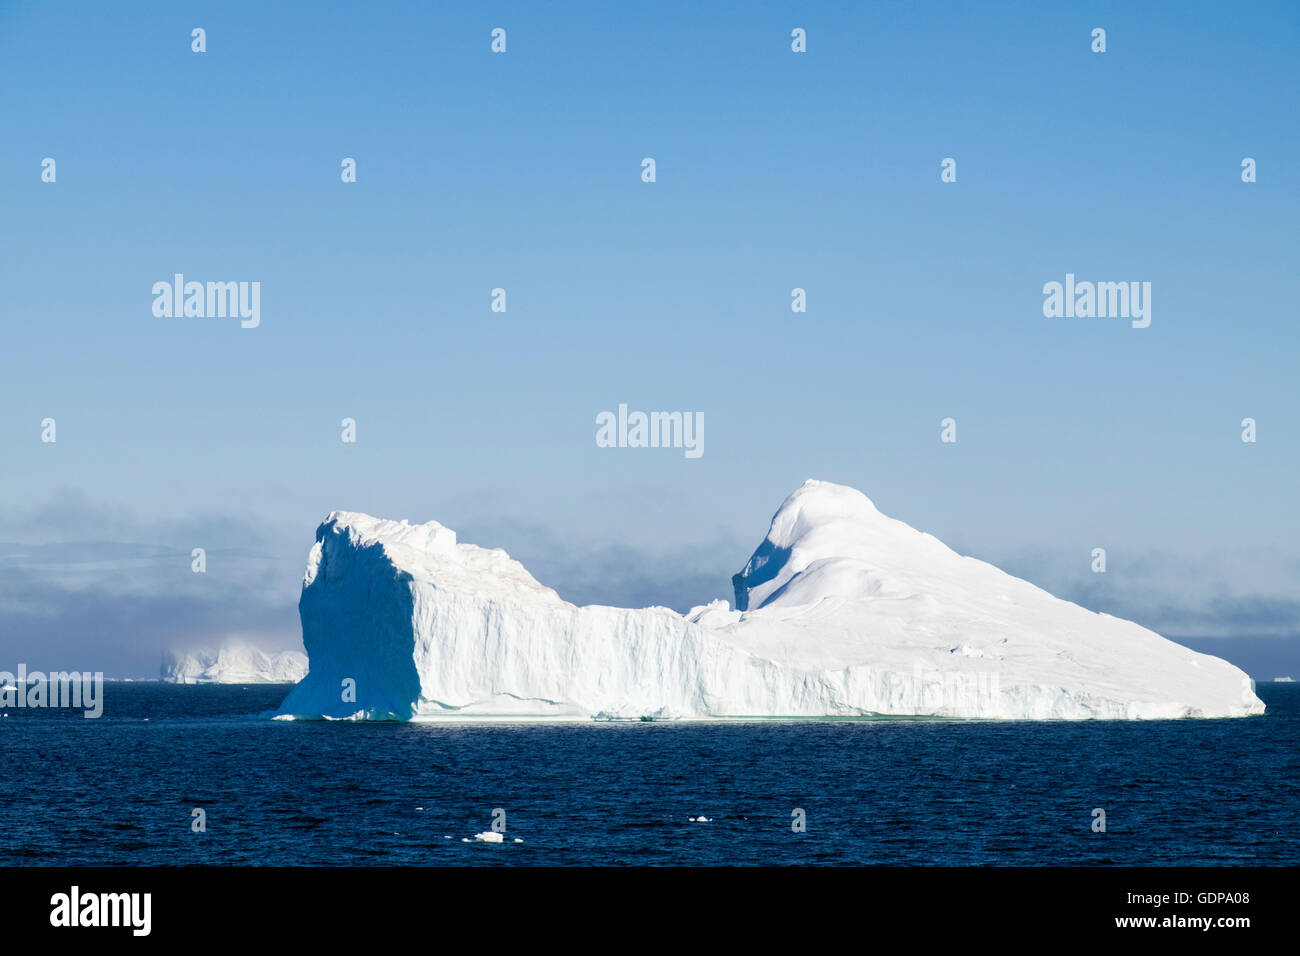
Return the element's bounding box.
[275,481,1264,720]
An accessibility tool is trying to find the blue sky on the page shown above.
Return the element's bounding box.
[1,1,1297,677]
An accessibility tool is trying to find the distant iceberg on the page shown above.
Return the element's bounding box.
[163,641,308,684]
[275,480,1264,721]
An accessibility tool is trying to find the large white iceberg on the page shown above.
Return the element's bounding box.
[275,480,1263,720]
[163,641,308,684]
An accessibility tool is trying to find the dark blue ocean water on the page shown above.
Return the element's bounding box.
[1,683,1296,866]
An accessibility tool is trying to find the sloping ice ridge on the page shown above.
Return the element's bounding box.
[275,480,1264,721]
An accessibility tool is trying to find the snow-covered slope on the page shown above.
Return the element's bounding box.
[163,641,308,684]
[275,480,1263,720]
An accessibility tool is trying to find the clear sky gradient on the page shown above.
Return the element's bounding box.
[1,1,1297,677]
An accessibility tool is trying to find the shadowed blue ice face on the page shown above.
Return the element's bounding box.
[733,539,792,612]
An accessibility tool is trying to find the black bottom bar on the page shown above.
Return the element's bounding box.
[0,866,1287,942]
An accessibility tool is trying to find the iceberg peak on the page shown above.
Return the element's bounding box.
[733,478,947,612]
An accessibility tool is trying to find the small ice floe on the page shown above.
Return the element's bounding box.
[513,838,523,843]
[689,816,711,823]
[474,831,504,843]
[461,838,470,843]
[444,835,452,839]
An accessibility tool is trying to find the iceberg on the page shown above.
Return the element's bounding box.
[275,480,1264,721]
[163,641,308,684]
